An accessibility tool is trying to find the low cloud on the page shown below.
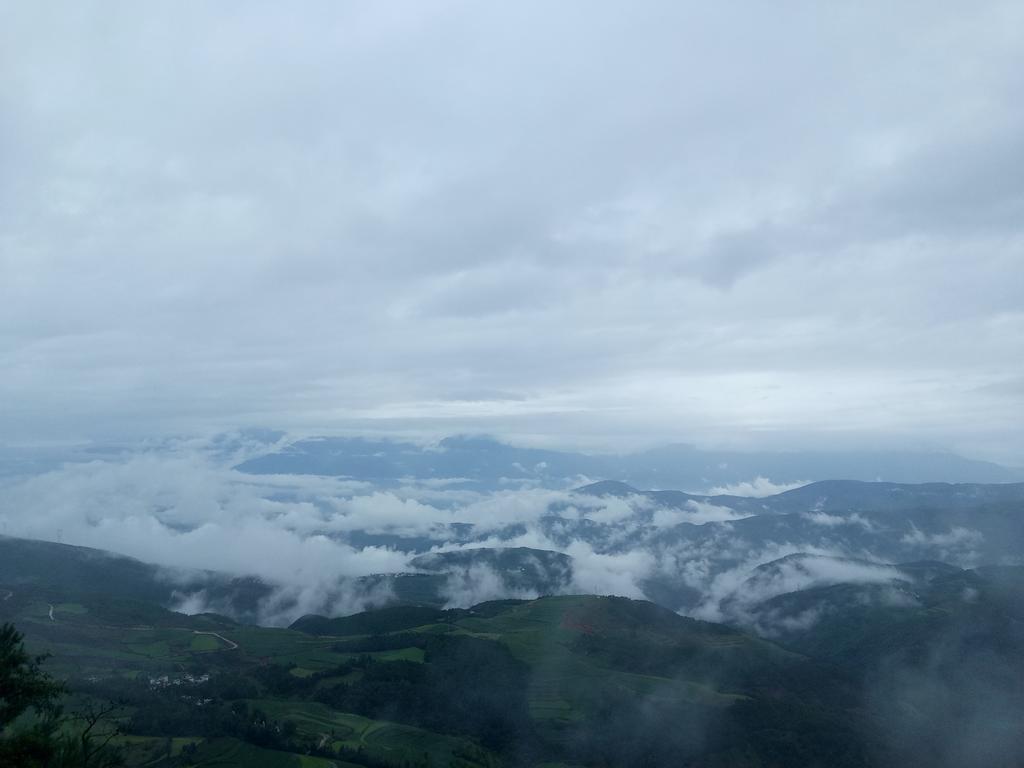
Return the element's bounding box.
[690,548,903,624]
[865,626,1024,767]
[440,564,541,609]
[0,448,410,624]
[565,541,654,599]
[170,577,396,626]
[902,525,983,549]
[705,477,809,497]
[0,439,1017,627]
[803,511,876,531]
[901,525,984,564]
[661,500,751,525]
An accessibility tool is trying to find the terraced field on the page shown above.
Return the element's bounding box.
[186,737,340,768]
[249,700,495,767]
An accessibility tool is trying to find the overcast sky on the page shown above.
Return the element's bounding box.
[2,2,1023,463]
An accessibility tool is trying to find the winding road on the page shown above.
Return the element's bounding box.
[114,625,241,652]
[189,629,239,650]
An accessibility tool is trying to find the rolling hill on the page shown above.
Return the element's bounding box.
[3,533,1022,766]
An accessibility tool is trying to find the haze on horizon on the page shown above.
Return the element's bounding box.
[3,2,1024,464]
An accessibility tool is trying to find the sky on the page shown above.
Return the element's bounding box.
[2,1,1023,463]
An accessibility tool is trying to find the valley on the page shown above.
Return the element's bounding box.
[2,474,1022,767]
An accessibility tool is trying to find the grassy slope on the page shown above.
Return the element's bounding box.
[3,578,864,767]
[249,699,487,767]
[0,582,498,766]
[444,596,746,726]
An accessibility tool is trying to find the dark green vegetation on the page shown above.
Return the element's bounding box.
[0,536,581,621]
[1,582,856,767]
[0,536,559,622]
[0,535,275,624]
[409,549,573,596]
[5,574,1021,767]
[1,622,63,766]
[2,533,1022,767]
[743,565,1024,768]
[1,622,129,767]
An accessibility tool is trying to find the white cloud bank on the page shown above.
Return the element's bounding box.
[706,477,809,497]
[0,439,1010,625]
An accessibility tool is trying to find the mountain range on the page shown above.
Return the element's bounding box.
[235,434,1024,488]
[3,470,1023,766]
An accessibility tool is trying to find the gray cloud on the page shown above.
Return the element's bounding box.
[1,2,1023,460]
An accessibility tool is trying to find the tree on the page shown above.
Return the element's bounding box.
[0,622,63,729]
[51,702,125,768]
[0,622,63,766]
[1,623,124,768]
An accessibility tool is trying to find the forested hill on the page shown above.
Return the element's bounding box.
[3,554,1023,767]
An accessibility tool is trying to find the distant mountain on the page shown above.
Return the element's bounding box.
[0,535,579,622]
[409,546,573,595]
[0,535,175,604]
[8,463,1024,620]
[575,477,1024,515]
[0,535,274,622]
[714,554,958,623]
[289,604,449,636]
[745,561,1024,651]
[563,481,1024,565]
[235,434,1023,488]
[551,482,1024,614]
[736,478,1024,513]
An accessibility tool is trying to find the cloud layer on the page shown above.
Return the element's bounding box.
[1,438,1015,625]
[2,2,1023,460]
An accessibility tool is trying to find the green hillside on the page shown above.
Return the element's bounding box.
[3,542,1022,766]
[2,573,869,767]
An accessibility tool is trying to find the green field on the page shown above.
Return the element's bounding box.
[248,699,494,767]
[186,737,337,768]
